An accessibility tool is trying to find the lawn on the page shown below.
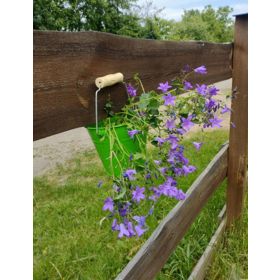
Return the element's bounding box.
[33,129,247,280]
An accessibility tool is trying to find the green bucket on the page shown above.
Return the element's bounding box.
[87,123,147,177]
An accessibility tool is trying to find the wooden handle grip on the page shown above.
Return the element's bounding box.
[95,73,124,88]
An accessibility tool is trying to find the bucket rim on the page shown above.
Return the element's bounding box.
[86,123,127,131]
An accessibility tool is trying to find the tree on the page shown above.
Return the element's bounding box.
[33,0,141,35]
[168,5,234,42]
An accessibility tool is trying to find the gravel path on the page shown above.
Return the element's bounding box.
[33,79,232,177]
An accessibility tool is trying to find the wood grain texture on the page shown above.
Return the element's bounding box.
[187,208,227,280]
[34,30,233,140]
[116,144,229,280]
[227,14,248,225]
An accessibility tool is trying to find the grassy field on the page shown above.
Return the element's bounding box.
[33,129,247,280]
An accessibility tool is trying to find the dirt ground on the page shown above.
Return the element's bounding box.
[33,79,232,177]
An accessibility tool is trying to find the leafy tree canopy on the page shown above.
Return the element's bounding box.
[33,1,234,43]
[168,5,234,42]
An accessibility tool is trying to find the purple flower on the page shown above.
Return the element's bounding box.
[133,215,146,227]
[196,84,208,96]
[126,221,136,237]
[176,190,186,200]
[193,142,203,150]
[181,116,194,132]
[174,167,183,176]
[126,83,137,97]
[182,165,196,175]
[128,129,140,139]
[221,105,231,114]
[145,173,151,179]
[166,119,176,131]
[183,81,193,91]
[103,197,114,212]
[118,223,130,238]
[209,116,223,128]
[208,86,219,96]
[123,169,137,181]
[135,225,147,237]
[155,137,165,146]
[119,203,130,217]
[132,186,145,203]
[176,128,185,135]
[154,160,161,165]
[112,219,120,231]
[183,64,191,73]
[162,93,176,106]
[159,167,168,175]
[177,154,189,165]
[231,122,236,128]
[194,65,207,74]
[157,81,172,93]
[167,135,179,150]
[205,99,216,110]
[97,181,103,188]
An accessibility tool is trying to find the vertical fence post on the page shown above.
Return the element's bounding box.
[227,14,248,225]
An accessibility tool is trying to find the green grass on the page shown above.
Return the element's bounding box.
[34,129,246,279]
[205,193,248,280]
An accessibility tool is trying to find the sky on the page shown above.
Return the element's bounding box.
[137,0,248,21]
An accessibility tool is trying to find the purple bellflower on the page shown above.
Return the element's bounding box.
[133,215,146,227]
[208,86,219,96]
[166,119,176,130]
[183,64,191,73]
[162,93,176,106]
[193,142,203,150]
[205,99,216,110]
[182,165,196,175]
[112,219,120,231]
[123,169,137,180]
[209,116,223,128]
[118,223,130,238]
[157,81,172,93]
[167,135,179,150]
[135,225,147,237]
[221,105,231,114]
[155,137,165,146]
[194,65,207,74]
[103,197,114,212]
[125,220,136,237]
[196,84,208,96]
[128,129,140,139]
[181,116,194,132]
[132,186,145,203]
[183,81,193,91]
[126,84,137,97]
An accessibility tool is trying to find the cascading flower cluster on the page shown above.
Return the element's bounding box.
[100,65,231,238]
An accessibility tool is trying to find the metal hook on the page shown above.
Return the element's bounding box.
[95,87,102,133]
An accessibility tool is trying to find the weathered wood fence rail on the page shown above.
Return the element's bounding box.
[34,32,232,140]
[33,13,248,280]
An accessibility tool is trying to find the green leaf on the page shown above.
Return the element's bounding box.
[133,153,144,160]
[115,188,126,200]
[138,93,151,109]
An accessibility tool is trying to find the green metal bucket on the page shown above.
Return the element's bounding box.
[87,123,147,177]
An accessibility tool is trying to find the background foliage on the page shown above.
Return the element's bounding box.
[33,0,234,42]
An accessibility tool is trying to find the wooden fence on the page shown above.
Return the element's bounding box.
[33,13,248,279]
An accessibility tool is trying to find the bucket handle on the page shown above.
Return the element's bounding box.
[95,73,124,133]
